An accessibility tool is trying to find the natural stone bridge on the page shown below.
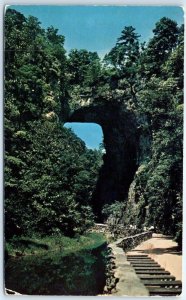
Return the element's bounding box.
[61,95,143,218]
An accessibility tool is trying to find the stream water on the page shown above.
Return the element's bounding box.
[5,244,107,295]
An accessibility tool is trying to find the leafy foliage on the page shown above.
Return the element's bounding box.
[5,9,102,239]
[5,9,183,247]
[123,19,182,245]
[101,17,183,246]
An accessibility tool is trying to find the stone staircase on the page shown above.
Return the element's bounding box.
[127,254,182,296]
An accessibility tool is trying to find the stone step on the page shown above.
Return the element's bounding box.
[127,256,151,259]
[127,254,148,258]
[135,270,170,275]
[131,263,160,267]
[148,287,182,296]
[134,266,164,270]
[127,258,155,263]
[143,280,182,287]
[127,258,152,260]
[138,274,175,280]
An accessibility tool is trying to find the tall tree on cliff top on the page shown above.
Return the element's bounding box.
[104,26,141,103]
[141,17,179,78]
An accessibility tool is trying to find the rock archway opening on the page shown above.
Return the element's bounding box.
[64,122,106,220]
[64,122,105,151]
[64,110,139,221]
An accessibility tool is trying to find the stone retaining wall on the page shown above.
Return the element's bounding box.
[104,231,153,296]
[116,231,153,252]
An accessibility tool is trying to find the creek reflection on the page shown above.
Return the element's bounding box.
[5,245,107,295]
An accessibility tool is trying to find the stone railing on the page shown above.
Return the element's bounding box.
[107,224,141,240]
[116,231,153,252]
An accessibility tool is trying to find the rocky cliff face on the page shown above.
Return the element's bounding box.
[61,96,149,219]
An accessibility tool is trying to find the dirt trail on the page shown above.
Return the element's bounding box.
[127,233,182,281]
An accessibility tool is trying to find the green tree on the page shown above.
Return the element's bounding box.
[5,9,102,239]
[141,17,179,78]
[104,26,141,104]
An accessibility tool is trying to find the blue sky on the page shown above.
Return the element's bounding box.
[65,123,103,150]
[11,5,184,149]
[11,6,183,58]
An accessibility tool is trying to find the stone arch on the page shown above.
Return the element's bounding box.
[64,101,139,219]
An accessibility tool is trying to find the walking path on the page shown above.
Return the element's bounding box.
[127,233,182,281]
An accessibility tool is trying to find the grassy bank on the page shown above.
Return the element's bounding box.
[6,232,107,257]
